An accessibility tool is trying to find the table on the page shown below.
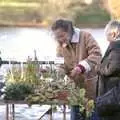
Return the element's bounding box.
[3,100,67,120]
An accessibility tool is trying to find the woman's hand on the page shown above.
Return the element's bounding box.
[70,66,82,78]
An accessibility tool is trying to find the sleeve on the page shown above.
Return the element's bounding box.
[56,45,63,57]
[80,32,102,72]
[99,49,120,77]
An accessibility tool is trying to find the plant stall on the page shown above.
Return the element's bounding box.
[2,56,94,120]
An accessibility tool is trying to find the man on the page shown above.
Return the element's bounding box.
[96,20,120,120]
[51,19,102,120]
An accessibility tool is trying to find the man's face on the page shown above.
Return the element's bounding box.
[105,29,117,42]
[106,32,114,42]
[53,28,70,47]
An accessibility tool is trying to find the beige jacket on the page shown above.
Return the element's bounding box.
[57,31,102,99]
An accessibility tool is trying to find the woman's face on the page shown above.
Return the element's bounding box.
[53,28,70,47]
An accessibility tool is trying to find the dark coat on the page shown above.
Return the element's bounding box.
[96,40,120,120]
[97,40,120,96]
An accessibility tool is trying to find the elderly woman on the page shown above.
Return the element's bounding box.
[96,20,120,120]
[51,19,102,120]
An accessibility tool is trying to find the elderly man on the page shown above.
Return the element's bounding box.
[51,19,102,120]
[96,20,120,120]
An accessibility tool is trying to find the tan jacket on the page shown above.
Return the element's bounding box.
[57,31,102,99]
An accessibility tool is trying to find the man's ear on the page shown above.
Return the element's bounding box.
[111,31,116,38]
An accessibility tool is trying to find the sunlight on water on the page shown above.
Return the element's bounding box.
[0,28,109,62]
[0,28,57,62]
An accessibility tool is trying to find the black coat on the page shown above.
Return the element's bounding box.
[97,40,120,96]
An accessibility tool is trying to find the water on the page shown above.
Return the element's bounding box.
[0,27,108,61]
[0,27,56,61]
[0,27,109,120]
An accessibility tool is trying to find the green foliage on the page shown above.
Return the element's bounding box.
[68,87,95,118]
[5,58,94,118]
[0,0,110,27]
[6,59,40,85]
[73,4,110,27]
[6,65,22,83]
[4,82,33,100]
[5,58,40,100]
[24,60,40,85]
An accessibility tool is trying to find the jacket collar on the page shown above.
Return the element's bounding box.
[71,28,80,43]
[101,40,120,62]
[109,40,120,49]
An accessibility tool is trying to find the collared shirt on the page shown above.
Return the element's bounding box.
[71,27,80,43]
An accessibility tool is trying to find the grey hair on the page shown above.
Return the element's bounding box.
[105,20,120,37]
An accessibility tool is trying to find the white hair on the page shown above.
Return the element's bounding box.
[105,20,120,37]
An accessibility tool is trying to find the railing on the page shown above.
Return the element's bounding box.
[1,60,55,65]
[0,59,67,120]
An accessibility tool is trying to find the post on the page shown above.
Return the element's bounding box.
[63,104,66,120]
[12,104,15,120]
[49,105,52,120]
[6,104,9,120]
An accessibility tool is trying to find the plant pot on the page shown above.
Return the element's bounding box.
[56,90,69,101]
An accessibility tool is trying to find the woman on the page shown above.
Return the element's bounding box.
[51,19,102,120]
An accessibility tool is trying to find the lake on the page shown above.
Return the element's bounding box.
[0,27,108,61]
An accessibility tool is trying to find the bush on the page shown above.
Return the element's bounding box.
[4,82,33,100]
